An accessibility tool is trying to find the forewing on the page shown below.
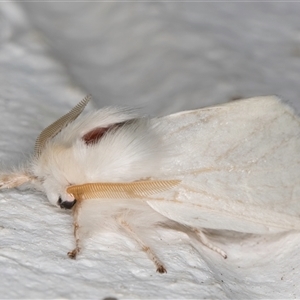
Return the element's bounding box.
[147,96,300,233]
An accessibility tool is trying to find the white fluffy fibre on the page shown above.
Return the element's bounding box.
[1,2,300,299]
[33,109,166,206]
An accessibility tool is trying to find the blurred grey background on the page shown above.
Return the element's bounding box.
[18,2,300,114]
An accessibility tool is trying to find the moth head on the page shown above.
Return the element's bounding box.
[31,96,165,208]
[32,95,91,208]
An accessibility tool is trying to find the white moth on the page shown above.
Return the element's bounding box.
[1,95,300,273]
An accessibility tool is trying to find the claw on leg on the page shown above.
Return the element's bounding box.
[156,264,167,274]
[68,241,80,259]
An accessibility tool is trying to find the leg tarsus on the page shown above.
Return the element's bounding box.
[117,217,167,273]
[193,229,227,259]
[68,203,82,259]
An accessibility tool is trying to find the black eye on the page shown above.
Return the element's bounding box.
[57,197,76,209]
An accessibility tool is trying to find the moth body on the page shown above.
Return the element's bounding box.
[1,95,300,273]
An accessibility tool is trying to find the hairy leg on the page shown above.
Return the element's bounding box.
[0,172,35,189]
[68,202,81,259]
[117,216,167,273]
[193,228,227,259]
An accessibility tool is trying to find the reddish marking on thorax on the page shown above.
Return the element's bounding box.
[83,127,110,145]
[82,122,128,145]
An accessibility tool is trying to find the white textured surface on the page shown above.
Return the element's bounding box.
[1,2,300,299]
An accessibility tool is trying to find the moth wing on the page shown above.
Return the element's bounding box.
[147,96,300,233]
